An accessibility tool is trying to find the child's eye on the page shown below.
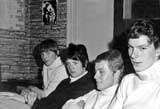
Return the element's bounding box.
[140,47,147,50]
[128,46,133,51]
[99,71,105,75]
[73,62,78,65]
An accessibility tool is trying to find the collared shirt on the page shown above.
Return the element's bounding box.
[70,71,88,83]
[109,60,160,109]
[42,57,68,96]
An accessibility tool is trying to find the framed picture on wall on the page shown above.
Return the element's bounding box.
[123,0,160,19]
[42,0,57,25]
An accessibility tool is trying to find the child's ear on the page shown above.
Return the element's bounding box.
[156,47,160,59]
[56,50,59,56]
[113,70,121,84]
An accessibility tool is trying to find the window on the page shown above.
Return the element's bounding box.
[123,0,160,19]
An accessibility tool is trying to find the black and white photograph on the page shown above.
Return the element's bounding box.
[0,0,160,109]
[42,0,57,25]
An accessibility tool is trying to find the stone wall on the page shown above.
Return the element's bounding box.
[0,0,67,81]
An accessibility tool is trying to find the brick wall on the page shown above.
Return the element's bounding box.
[0,0,67,81]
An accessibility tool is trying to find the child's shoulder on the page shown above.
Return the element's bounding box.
[121,73,137,84]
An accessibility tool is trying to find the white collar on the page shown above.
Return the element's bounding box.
[136,60,160,83]
[99,84,118,95]
[70,71,88,83]
[44,57,62,70]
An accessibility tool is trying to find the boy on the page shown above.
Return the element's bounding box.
[23,39,68,103]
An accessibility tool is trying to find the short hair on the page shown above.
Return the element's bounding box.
[39,39,59,54]
[64,43,89,68]
[95,49,124,73]
[127,19,159,49]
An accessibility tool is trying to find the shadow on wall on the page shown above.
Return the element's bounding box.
[108,30,135,75]
[32,43,43,81]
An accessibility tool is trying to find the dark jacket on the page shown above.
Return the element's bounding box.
[32,72,96,109]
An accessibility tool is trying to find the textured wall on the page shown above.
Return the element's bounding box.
[0,0,67,81]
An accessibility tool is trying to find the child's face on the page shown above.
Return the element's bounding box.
[41,50,57,66]
[66,59,85,78]
[128,35,157,72]
[94,60,114,91]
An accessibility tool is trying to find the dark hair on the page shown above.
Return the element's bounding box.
[127,19,159,49]
[95,49,124,75]
[39,39,59,54]
[64,43,89,69]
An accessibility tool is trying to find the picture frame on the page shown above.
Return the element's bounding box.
[123,0,160,19]
[42,0,57,25]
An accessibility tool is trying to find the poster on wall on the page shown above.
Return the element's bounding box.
[42,0,57,25]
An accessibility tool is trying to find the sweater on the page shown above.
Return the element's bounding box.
[32,72,96,109]
[109,60,160,109]
[42,57,68,96]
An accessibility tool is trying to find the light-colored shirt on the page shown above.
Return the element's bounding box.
[70,71,88,83]
[63,85,117,109]
[42,57,68,96]
[109,60,160,109]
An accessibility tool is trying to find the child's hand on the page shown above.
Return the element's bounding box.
[24,91,37,106]
[77,100,85,109]
[20,88,31,97]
